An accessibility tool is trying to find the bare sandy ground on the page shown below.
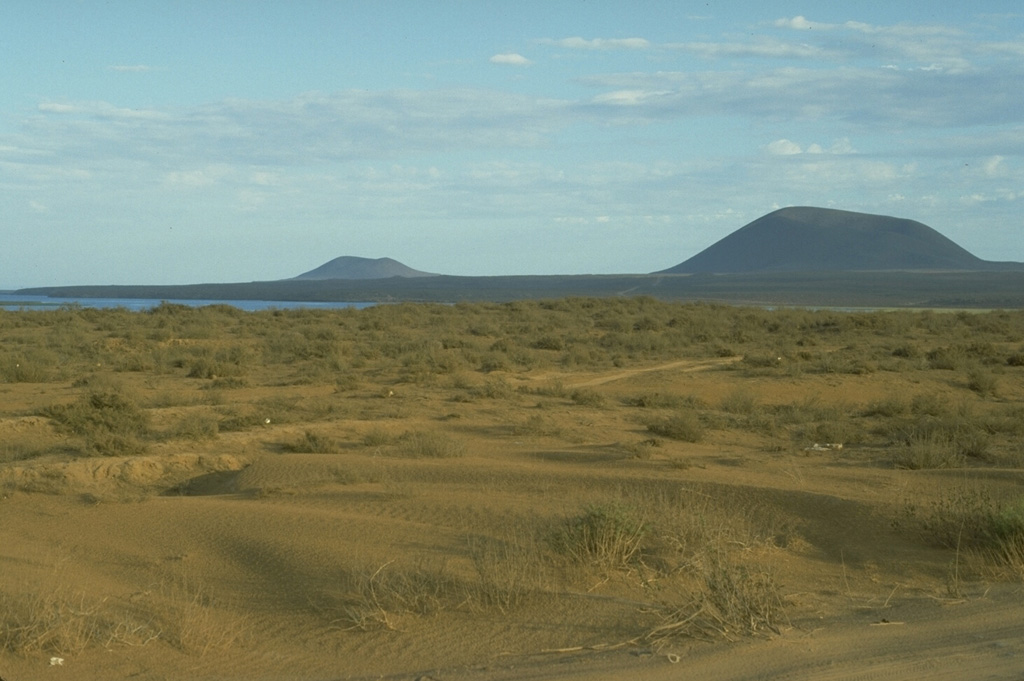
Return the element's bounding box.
[2,352,1023,681]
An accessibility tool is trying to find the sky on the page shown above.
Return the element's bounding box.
[2,1,1022,287]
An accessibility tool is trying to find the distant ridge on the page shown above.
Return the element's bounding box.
[293,256,436,280]
[658,207,1018,274]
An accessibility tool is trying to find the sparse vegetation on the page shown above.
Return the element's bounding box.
[1,300,1023,677]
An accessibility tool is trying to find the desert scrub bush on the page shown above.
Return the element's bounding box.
[646,550,784,643]
[891,432,965,470]
[740,352,783,370]
[888,409,992,467]
[203,376,248,390]
[0,568,160,655]
[0,347,63,383]
[890,342,921,359]
[511,414,564,438]
[472,376,517,400]
[161,579,248,657]
[0,441,46,464]
[215,406,268,432]
[43,388,150,456]
[326,561,463,631]
[813,349,873,375]
[166,410,219,441]
[646,411,705,442]
[284,430,341,454]
[861,395,909,418]
[570,388,605,407]
[361,426,396,448]
[623,438,661,460]
[909,392,948,417]
[185,353,247,380]
[393,430,466,458]
[468,527,550,613]
[518,379,568,398]
[966,363,998,396]
[552,502,648,569]
[624,392,699,409]
[901,487,1024,569]
[719,387,758,415]
[0,588,114,655]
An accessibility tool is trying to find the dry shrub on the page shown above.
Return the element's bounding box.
[719,387,758,415]
[570,388,606,407]
[637,489,786,643]
[167,410,219,441]
[43,388,150,456]
[326,561,462,632]
[394,430,467,458]
[0,570,160,656]
[161,579,248,657]
[553,502,648,569]
[285,430,341,454]
[646,550,783,644]
[0,587,104,655]
[646,411,705,442]
[362,426,395,447]
[468,527,549,613]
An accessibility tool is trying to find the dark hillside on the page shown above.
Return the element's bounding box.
[659,207,998,274]
[293,256,436,280]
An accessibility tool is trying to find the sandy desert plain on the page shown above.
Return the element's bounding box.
[1,298,1024,681]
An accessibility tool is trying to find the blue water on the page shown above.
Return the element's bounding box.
[0,293,373,312]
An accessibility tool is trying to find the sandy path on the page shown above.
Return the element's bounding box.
[438,585,1024,681]
[525,357,738,389]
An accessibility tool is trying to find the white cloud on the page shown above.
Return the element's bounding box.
[767,138,857,156]
[983,155,1006,176]
[766,139,802,155]
[18,90,570,168]
[490,53,532,66]
[38,100,167,120]
[578,62,1024,128]
[774,16,961,38]
[675,39,831,59]
[538,37,650,50]
[163,165,234,188]
[591,89,671,106]
[773,16,829,31]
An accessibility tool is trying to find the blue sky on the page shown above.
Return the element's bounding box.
[2,1,1022,287]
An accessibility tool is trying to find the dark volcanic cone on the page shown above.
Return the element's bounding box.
[293,256,437,280]
[658,207,990,274]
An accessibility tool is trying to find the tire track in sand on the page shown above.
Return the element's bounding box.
[525,357,737,389]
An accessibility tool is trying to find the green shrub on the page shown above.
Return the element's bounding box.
[44,389,150,456]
